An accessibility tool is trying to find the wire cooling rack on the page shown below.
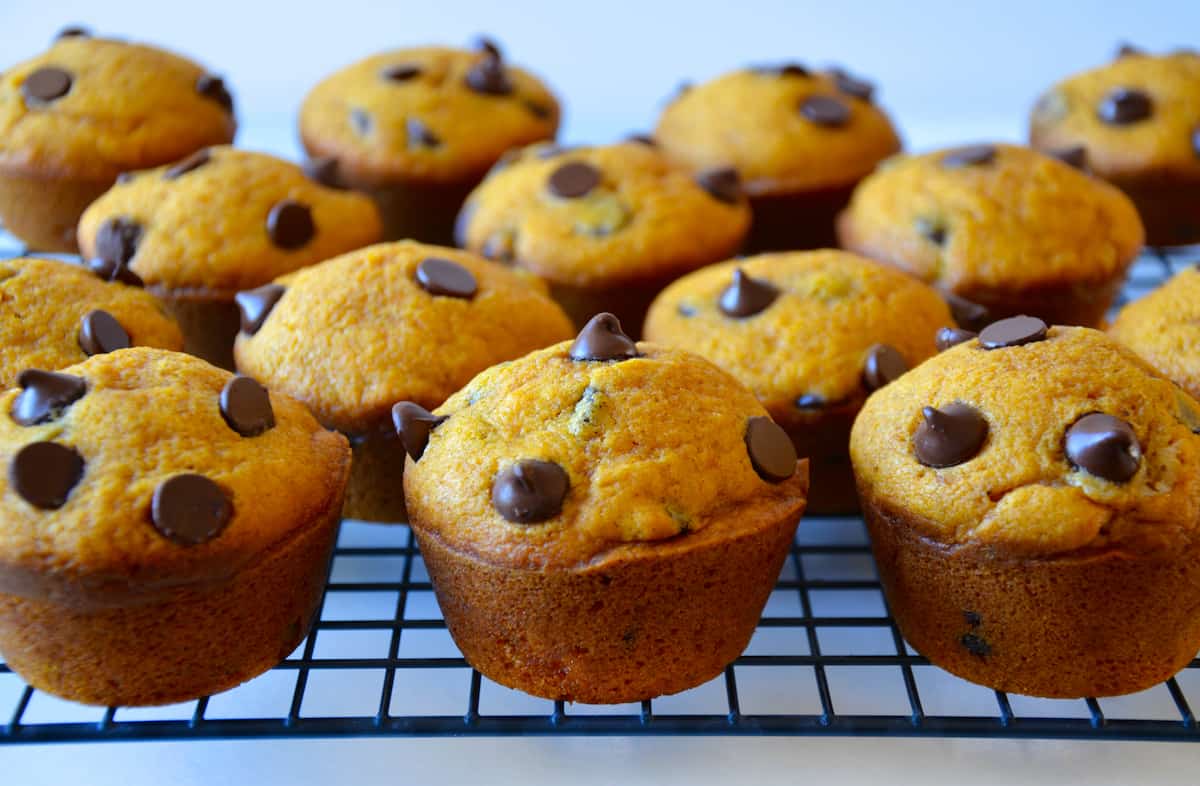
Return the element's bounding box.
[0,243,1197,745]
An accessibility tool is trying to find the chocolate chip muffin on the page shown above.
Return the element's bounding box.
[644,250,951,514]
[1110,265,1200,398]
[77,146,382,369]
[0,256,183,386]
[300,38,559,244]
[233,240,573,523]
[850,318,1200,698]
[1029,47,1200,246]
[654,63,901,252]
[455,140,751,336]
[0,29,236,252]
[0,348,350,705]
[400,314,809,703]
[837,144,1144,328]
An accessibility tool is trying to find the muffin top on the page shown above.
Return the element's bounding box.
[0,33,236,181]
[76,146,382,294]
[850,321,1200,557]
[402,315,808,570]
[837,144,1144,294]
[643,251,951,420]
[1110,266,1200,399]
[1029,49,1200,182]
[299,41,559,187]
[653,64,902,195]
[0,348,350,604]
[233,241,574,434]
[0,256,183,387]
[456,140,751,288]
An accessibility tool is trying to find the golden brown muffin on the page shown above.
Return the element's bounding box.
[1110,265,1200,397]
[401,314,809,703]
[1029,48,1200,246]
[0,30,236,252]
[0,256,183,386]
[0,348,350,706]
[77,146,382,369]
[850,319,1200,698]
[654,63,901,252]
[455,140,751,336]
[837,143,1144,328]
[300,39,559,244]
[233,240,573,523]
[644,250,951,513]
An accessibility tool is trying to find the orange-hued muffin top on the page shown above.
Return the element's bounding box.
[851,325,1200,557]
[1110,266,1200,399]
[0,36,235,181]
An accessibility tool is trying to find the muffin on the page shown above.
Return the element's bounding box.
[654,63,902,252]
[77,146,382,369]
[850,318,1200,698]
[233,240,573,523]
[455,140,751,336]
[0,30,236,252]
[400,314,809,703]
[644,250,951,513]
[300,39,559,244]
[1110,265,1200,397]
[0,348,351,706]
[1029,48,1200,246]
[837,144,1144,328]
[0,256,183,386]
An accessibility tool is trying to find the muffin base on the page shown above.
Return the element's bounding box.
[154,288,241,371]
[953,277,1125,329]
[779,402,861,515]
[351,176,478,246]
[549,275,681,340]
[0,169,111,253]
[1112,178,1200,248]
[343,426,408,524]
[861,494,1200,698]
[744,182,858,254]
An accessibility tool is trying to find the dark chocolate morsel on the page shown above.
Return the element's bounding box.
[266,200,315,249]
[406,117,441,149]
[465,53,513,96]
[942,292,989,331]
[415,257,477,299]
[88,256,143,287]
[1051,145,1089,170]
[862,344,907,390]
[744,416,798,483]
[391,401,448,461]
[978,315,1048,349]
[163,148,211,180]
[492,459,569,523]
[220,376,275,437]
[235,283,286,334]
[1192,125,1200,160]
[960,632,992,657]
[568,313,639,362]
[829,66,875,102]
[696,167,742,204]
[151,473,233,545]
[719,268,779,318]
[22,67,73,105]
[94,216,143,267]
[935,326,977,352]
[12,369,87,426]
[196,74,234,113]
[1064,412,1141,482]
[1097,87,1153,125]
[753,62,810,78]
[78,310,131,356]
[916,217,947,246]
[914,402,988,468]
[382,63,422,82]
[799,95,851,127]
[55,25,90,39]
[547,161,601,199]
[475,36,504,60]
[626,133,657,146]
[350,108,372,135]
[1116,42,1144,58]
[963,610,982,627]
[942,145,996,168]
[303,156,342,188]
[524,99,553,120]
[9,441,84,509]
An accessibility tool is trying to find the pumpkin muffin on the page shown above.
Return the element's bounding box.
[455,139,751,337]
[644,250,951,513]
[837,144,1144,328]
[1029,48,1200,246]
[77,146,382,369]
[850,318,1200,698]
[0,348,350,706]
[233,240,573,523]
[1110,265,1200,397]
[0,30,236,252]
[300,39,559,244]
[400,314,809,703]
[654,63,901,252]
[0,256,182,386]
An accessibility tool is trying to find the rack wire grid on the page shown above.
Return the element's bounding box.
[0,241,1197,745]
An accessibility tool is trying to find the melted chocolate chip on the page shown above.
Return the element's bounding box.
[796,394,825,410]
[548,162,601,199]
[492,459,569,523]
[220,376,275,437]
[744,416,798,483]
[12,369,87,426]
[88,256,143,287]
[862,344,907,390]
[235,283,286,334]
[391,401,447,461]
[382,63,422,82]
[719,269,779,318]
[1098,87,1153,125]
[475,36,504,60]
[163,149,211,180]
[303,156,342,188]
[696,167,742,204]
[465,52,513,96]
[196,74,234,113]
[1064,413,1141,482]
[266,200,314,249]
[799,95,851,127]
[415,257,477,299]
[960,632,991,657]
[942,292,989,331]
[829,67,874,102]
[350,108,372,135]
[914,402,988,468]
[935,326,977,352]
[151,474,233,545]
[569,313,639,362]
[9,441,83,509]
[78,310,130,356]
[942,145,996,168]
[406,117,441,149]
[55,25,90,39]
[22,67,72,105]
[1051,145,1089,170]
[94,216,142,268]
[978,315,1048,349]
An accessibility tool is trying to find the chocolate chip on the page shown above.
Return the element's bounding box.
[524,100,553,120]
[943,292,989,331]
[465,55,513,96]
[94,216,142,267]
[796,394,825,410]
[220,376,275,437]
[719,269,779,318]
[235,283,286,334]
[744,416,797,483]
[626,133,657,146]
[415,257,477,299]
[491,459,569,523]
[548,161,601,199]
[1098,87,1153,125]
[481,232,515,263]
[978,315,1048,349]
[569,313,639,362]
[22,67,72,105]
[963,610,982,627]
[196,74,234,113]
[11,369,87,426]
[266,200,314,249]
[1116,42,1144,58]
[753,62,810,77]
[55,26,90,40]
[406,117,441,149]
[914,403,988,468]
[960,632,991,657]
[916,217,947,246]
[1064,413,1141,482]
[829,67,874,102]
[862,344,907,390]
[350,108,372,135]
[799,95,851,127]
[163,148,211,180]
[942,145,996,168]
[935,326,977,352]
[677,303,696,317]
[78,310,130,356]
[151,474,233,545]
[88,256,143,287]
[669,81,693,102]
[1192,125,1200,160]
[382,63,422,82]
[1051,145,1088,170]
[391,401,447,461]
[9,442,84,509]
[303,156,342,188]
[475,36,504,60]
[696,167,742,204]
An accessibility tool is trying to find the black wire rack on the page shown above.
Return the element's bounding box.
[0,244,1197,745]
